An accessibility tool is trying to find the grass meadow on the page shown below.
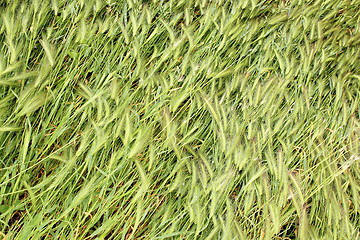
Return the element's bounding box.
[0,0,359,239]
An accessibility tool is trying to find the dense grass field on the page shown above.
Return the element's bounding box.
[0,0,359,239]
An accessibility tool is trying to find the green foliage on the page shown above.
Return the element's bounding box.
[0,0,359,239]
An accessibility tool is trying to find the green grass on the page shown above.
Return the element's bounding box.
[0,0,359,239]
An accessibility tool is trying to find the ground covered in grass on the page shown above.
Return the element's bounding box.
[0,0,359,239]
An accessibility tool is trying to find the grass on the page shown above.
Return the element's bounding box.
[0,0,359,239]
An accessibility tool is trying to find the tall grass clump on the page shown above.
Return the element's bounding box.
[0,0,359,239]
